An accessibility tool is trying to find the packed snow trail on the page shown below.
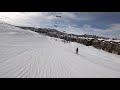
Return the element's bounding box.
[0,23,120,78]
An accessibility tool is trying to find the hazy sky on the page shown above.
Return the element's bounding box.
[0,12,120,39]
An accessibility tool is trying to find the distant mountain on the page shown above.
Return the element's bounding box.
[15,25,110,40]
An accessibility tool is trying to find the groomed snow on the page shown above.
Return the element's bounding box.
[0,23,120,78]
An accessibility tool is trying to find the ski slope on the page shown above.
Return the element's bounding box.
[0,22,120,78]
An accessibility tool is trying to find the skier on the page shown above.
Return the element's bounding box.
[76,47,78,54]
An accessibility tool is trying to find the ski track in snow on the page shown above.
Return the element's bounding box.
[0,23,120,78]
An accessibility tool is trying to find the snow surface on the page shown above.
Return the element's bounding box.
[0,22,120,78]
[105,39,120,42]
[98,38,120,42]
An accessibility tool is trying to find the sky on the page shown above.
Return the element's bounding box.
[0,12,120,39]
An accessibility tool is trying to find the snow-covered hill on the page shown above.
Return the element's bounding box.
[0,22,120,78]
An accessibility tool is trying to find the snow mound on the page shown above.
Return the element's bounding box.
[0,22,39,36]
